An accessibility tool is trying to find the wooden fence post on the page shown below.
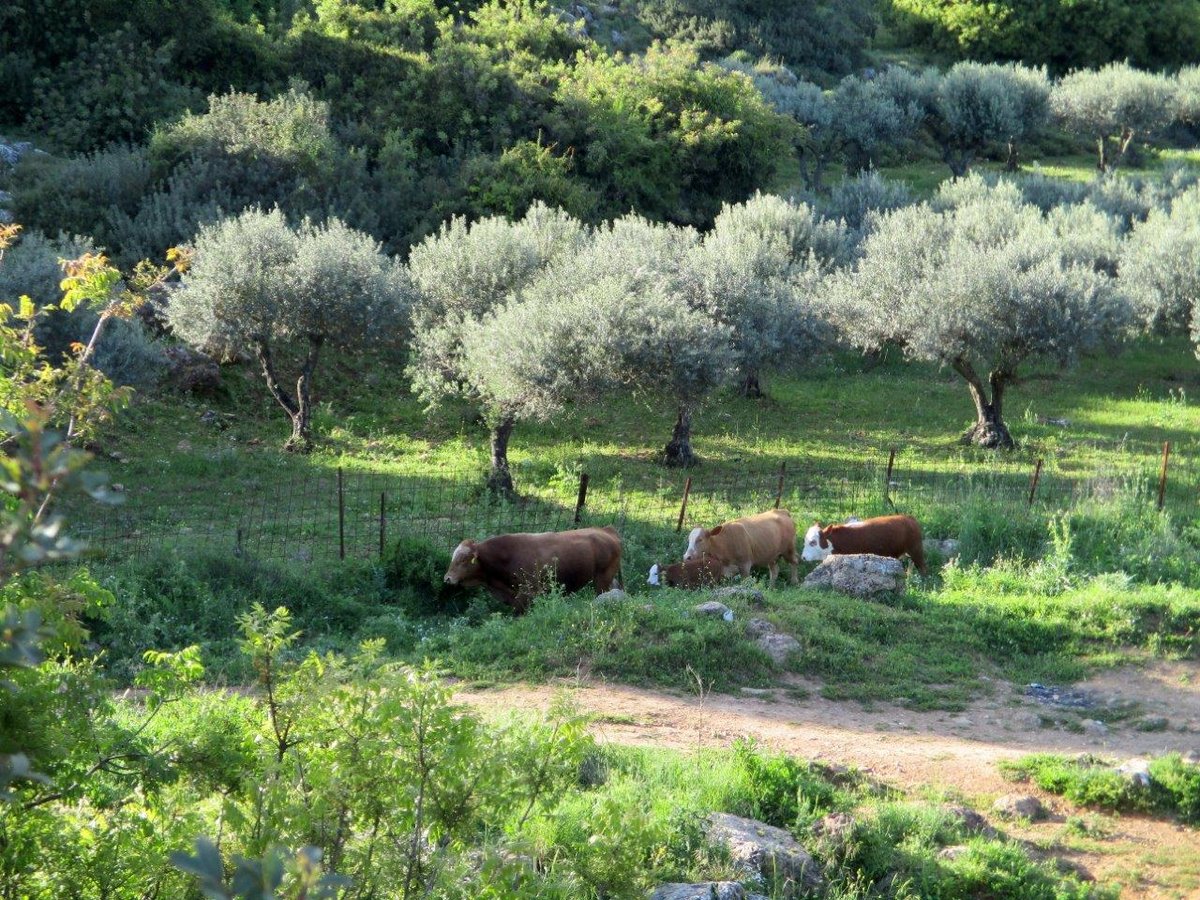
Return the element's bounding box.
[337,467,345,561]
[774,462,786,509]
[1027,458,1043,507]
[379,491,386,558]
[884,447,896,506]
[676,476,693,533]
[1158,441,1171,511]
[573,473,590,525]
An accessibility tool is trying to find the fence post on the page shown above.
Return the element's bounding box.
[1027,458,1043,507]
[573,472,590,525]
[337,467,345,561]
[884,447,896,506]
[774,461,786,509]
[236,527,243,557]
[1158,441,1171,511]
[379,491,386,558]
[676,476,693,533]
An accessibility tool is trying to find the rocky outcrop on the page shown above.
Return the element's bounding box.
[802,554,905,599]
[706,813,823,896]
[649,883,760,900]
[992,793,1047,821]
[693,600,734,621]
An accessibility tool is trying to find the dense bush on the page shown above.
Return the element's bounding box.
[887,0,1200,73]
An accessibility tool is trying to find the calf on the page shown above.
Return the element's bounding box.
[801,514,926,574]
[683,509,799,586]
[647,555,724,589]
[444,526,622,613]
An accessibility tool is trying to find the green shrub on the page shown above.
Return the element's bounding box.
[1148,755,1200,823]
[732,739,842,830]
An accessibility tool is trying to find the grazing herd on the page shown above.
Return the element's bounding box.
[445,509,926,613]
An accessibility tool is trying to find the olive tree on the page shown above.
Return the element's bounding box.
[1120,186,1200,345]
[1177,66,1200,127]
[405,203,585,492]
[1051,63,1178,172]
[824,181,1129,448]
[920,62,1050,176]
[688,193,847,397]
[516,215,734,467]
[169,209,409,451]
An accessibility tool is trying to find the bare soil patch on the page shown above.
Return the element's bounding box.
[458,660,1200,898]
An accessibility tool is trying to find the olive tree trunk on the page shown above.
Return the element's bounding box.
[1005,138,1020,172]
[255,335,323,453]
[487,416,516,495]
[663,406,698,468]
[740,370,764,399]
[952,357,1015,449]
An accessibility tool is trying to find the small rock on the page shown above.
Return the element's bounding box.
[941,805,996,838]
[923,538,960,557]
[1183,750,1200,767]
[1116,758,1152,788]
[1082,719,1109,737]
[810,811,855,845]
[693,600,733,621]
[600,2,618,11]
[938,844,971,861]
[993,793,1047,821]
[706,813,823,893]
[110,483,125,493]
[756,632,801,665]
[166,347,222,395]
[176,439,192,452]
[802,554,905,599]
[743,617,776,638]
[595,589,629,604]
[710,585,766,608]
[1134,716,1169,732]
[649,882,747,900]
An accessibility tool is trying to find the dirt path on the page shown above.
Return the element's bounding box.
[458,662,1200,898]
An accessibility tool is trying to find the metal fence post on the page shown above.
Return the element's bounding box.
[337,467,346,560]
[573,472,590,525]
[1028,458,1043,507]
[379,491,386,558]
[676,476,693,533]
[1158,441,1171,511]
[774,462,786,509]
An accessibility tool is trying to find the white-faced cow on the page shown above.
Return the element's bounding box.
[647,554,724,589]
[683,509,799,586]
[801,514,926,574]
[444,526,622,613]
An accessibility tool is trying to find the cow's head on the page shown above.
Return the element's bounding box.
[801,522,832,562]
[444,539,481,585]
[684,525,721,561]
[647,563,662,587]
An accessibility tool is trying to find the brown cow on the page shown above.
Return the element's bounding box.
[683,509,799,586]
[647,555,724,589]
[801,514,927,574]
[443,526,622,613]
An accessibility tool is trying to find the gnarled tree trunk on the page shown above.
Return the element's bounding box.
[740,370,764,399]
[1005,138,1020,172]
[487,416,516,495]
[952,357,1015,449]
[255,335,323,453]
[663,406,698,468]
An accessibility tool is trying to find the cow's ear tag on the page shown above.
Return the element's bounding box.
[470,555,478,564]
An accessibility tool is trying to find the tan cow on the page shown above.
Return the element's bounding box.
[683,509,799,586]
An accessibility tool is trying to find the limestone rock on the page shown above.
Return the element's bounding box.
[992,793,1047,821]
[802,554,905,599]
[940,804,996,838]
[706,812,823,894]
[757,633,801,666]
[1116,758,1152,788]
[744,617,776,638]
[649,883,747,900]
[595,588,629,604]
[694,600,733,621]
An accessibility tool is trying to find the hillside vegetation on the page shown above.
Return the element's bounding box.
[3,0,1200,897]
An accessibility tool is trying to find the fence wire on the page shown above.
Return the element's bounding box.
[64,444,1199,578]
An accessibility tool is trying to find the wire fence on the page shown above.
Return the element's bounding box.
[63,440,1200,581]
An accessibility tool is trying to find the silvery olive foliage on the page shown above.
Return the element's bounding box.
[169,208,409,449]
[1051,63,1179,172]
[1178,66,1200,126]
[1120,186,1200,345]
[831,70,926,175]
[819,170,914,234]
[506,214,734,467]
[824,180,1130,448]
[687,193,845,397]
[924,62,1050,176]
[404,202,585,491]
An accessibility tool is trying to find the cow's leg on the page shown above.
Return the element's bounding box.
[784,545,800,585]
[767,561,778,587]
[487,581,523,613]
